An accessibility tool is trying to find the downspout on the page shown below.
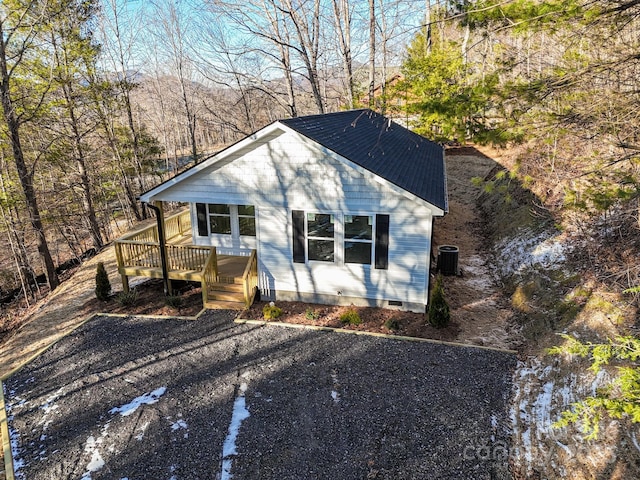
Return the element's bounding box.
[145,202,170,296]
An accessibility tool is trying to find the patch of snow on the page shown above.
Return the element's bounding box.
[220,382,251,480]
[495,229,569,278]
[463,254,495,290]
[330,371,340,404]
[8,423,26,480]
[534,381,555,426]
[81,436,106,479]
[38,387,65,430]
[135,421,150,441]
[109,387,167,417]
[171,419,188,431]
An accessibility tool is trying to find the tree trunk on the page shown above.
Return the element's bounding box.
[63,82,104,250]
[333,0,354,109]
[0,28,59,291]
[368,0,375,108]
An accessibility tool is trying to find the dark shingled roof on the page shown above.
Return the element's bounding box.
[280,109,447,211]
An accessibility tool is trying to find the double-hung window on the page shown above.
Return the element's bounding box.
[292,210,389,268]
[344,215,373,264]
[208,204,232,234]
[196,203,256,237]
[238,205,256,236]
[307,213,334,262]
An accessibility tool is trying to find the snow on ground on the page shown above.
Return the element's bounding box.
[4,379,52,480]
[170,416,189,439]
[463,254,495,290]
[330,370,340,404]
[220,382,251,480]
[78,388,168,479]
[495,229,570,278]
[109,387,166,417]
[510,357,619,477]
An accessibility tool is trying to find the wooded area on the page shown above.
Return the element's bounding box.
[0,0,638,315]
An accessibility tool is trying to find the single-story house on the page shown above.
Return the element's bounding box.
[118,109,447,312]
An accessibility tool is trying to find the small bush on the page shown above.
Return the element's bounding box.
[165,294,184,309]
[263,304,283,320]
[428,275,450,328]
[384,318,400,331]
[95,262,111,301]
[116,289,139,307]
[340,308,361,325]
[305,307,319,320]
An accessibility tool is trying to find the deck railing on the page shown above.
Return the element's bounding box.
[165,209,191,241]
[201,247,219,305]
[116,209,192,270]
[115,241,161,270]
[166,244,213,271]
[117,208,191,245]
[241,249,259,307]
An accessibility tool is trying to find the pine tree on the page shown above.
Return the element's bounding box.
[428,275,450,328]
[95,262,111,301]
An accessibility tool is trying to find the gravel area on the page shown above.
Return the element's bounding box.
[4,311,516,480]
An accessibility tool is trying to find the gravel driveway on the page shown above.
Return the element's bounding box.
[4,312,516,479]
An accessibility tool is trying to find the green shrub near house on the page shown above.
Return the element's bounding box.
[340,308,362,326]
[428,274,450,328]
[95,262,111,301]
[263,303,283,320]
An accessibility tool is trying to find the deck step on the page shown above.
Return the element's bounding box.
[210,282,244,293]
[204,299,247,310]
[207,290,245,302]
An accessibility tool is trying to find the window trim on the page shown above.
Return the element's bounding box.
[196,203,257,238]
[208,203,232,235]
[306,212,336,263]
[291,210,389,269]
[344,214,374,265]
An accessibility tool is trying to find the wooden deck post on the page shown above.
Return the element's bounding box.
[114,241,130,293]
[150,200,173,296]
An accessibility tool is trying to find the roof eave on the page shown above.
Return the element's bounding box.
[139,122,286,203]
[278,122,447,215]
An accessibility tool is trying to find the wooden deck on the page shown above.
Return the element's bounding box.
[114,209,258,310]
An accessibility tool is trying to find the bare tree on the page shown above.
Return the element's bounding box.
[150,0,199,163]
[0,1,59,290]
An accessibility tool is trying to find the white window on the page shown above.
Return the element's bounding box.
[197,203,256,237]
[307,213,334,262]
[238,205,256,236]
[344,215,373,264]
[208,204,232,235]
[292,211,388,269]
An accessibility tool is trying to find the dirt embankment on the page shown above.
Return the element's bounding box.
[434,148,521,350]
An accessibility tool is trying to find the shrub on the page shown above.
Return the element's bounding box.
[263,304,283,320]
[384,318,400,331]
[116,289,138,307]
[305,307,319,320]
[95,262,111,301]
[428,275,450,328]
[165,294,184,309]
[340,308,361,325]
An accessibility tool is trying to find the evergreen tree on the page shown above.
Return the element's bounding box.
[398,23,501,144]
[95,261,111,301]
[428,274,450,329]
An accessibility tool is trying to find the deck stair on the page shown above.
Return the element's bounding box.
[204,280,247,310]
[114,208,259,311]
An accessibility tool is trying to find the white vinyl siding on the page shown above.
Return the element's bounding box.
[155,129,437,307]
